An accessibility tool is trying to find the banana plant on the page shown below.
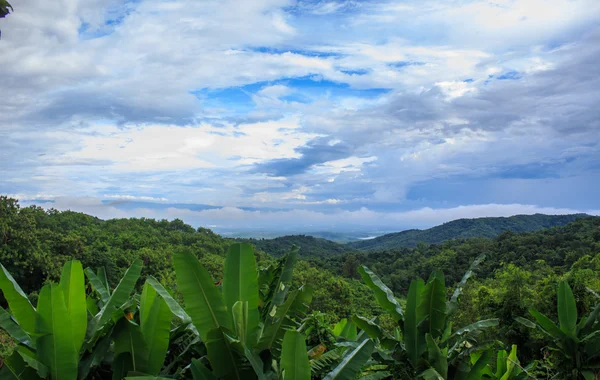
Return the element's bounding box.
[174,243,382,380]
[174,243,315,379]
[0,259,151,379]
[516,280,600,379]
[306,317,382,380]
[355,254,503,378]
[486,345,536,379]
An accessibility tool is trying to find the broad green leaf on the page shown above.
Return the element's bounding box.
[84,268,110,304]
[582,330,600,342]
[258,286,313,356]
[338,319,357,341]
[190,358,217,380]
[90,260,142,338]
[16,346,48,378]
[358,372,391,380]
[557,281,577,337]
[223,243,260,343]
[580,300,600,335]
[514,317,536,329]
[499,345,518,380]
[0,263,37,334]
[281,330,311,380]
[271,247,298,307]
[358,266,403,322]
[405,278,425,367]
[581,371,595,380]
[59,260,87,351]
[174,251,232,339]
[465,350,492,380]
[426,334,447,378]
[449,254,485,316]
[140,283,172,375]
[419,368,445,380]
[113,319,147,374]
[529,308,566,340]
[242,344,267,380]
[232,301,249,345]
[451,319,499,339]
[205,327,247,380]
[351,316,392,346]
[146,276,190,323]
[495,350,507,378]
[418,272,446,339]
[333,319,349,337]
[97,267,109,291]
[35,284,78,380]
[0,306,33,348]
[78,333,112,379]
[0,351,42,380]
[324,338,375,380]
[112,353,133,380]
[86,296,99,316]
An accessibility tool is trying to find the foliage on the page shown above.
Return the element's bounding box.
[239,235,353,258]
[347,213,589,251]
[0,197,377,325]
[0,242,376,380]
[517,280,600,379]
[354,257,537,379]
[2,195,600,378]
[318,216,600,295]
[0,0,11,18]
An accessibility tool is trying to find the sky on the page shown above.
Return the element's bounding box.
[1,0,600,233]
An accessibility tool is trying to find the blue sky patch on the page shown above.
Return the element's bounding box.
[497,71,523,80]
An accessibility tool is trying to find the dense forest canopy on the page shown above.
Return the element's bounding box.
[2,195,600,378]
[346,213,589,251]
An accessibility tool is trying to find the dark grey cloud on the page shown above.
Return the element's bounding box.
[254,137,355,176]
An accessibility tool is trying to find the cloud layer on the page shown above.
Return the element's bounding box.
[1,0,599,231]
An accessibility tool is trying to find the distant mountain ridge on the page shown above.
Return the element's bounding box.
[346,213,590,251]
[240,213,591,256]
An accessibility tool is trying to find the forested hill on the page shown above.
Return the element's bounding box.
[319,215,600,294]
[0,196,378,323]
[237,234,352,258]
[346,213,589,251]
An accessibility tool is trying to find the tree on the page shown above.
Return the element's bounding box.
[0,0,11,18]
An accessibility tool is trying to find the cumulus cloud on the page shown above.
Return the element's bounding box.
[1,0,599,230]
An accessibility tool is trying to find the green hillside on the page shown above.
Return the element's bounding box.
[318,215,600,292]
[0,196,376,323]
[4,195,600,377]
[347,213,589,251]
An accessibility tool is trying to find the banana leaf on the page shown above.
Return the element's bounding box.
[35,284,78,380]
[139,283,171,375]
[59,260,87,351]
[323,338,375,380]
[174,251,232,339]
[0,306,33,348]
[0,263,37,335]
[557,281,577,338]
[89,260,142,338]
[223,243,259,344]
[358,266,404,323]
[281,330,311,380]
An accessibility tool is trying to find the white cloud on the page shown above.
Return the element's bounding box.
[31,196,600,231]
[60,118,320,171]
[103,194,168,202]
[1,0,599,223]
